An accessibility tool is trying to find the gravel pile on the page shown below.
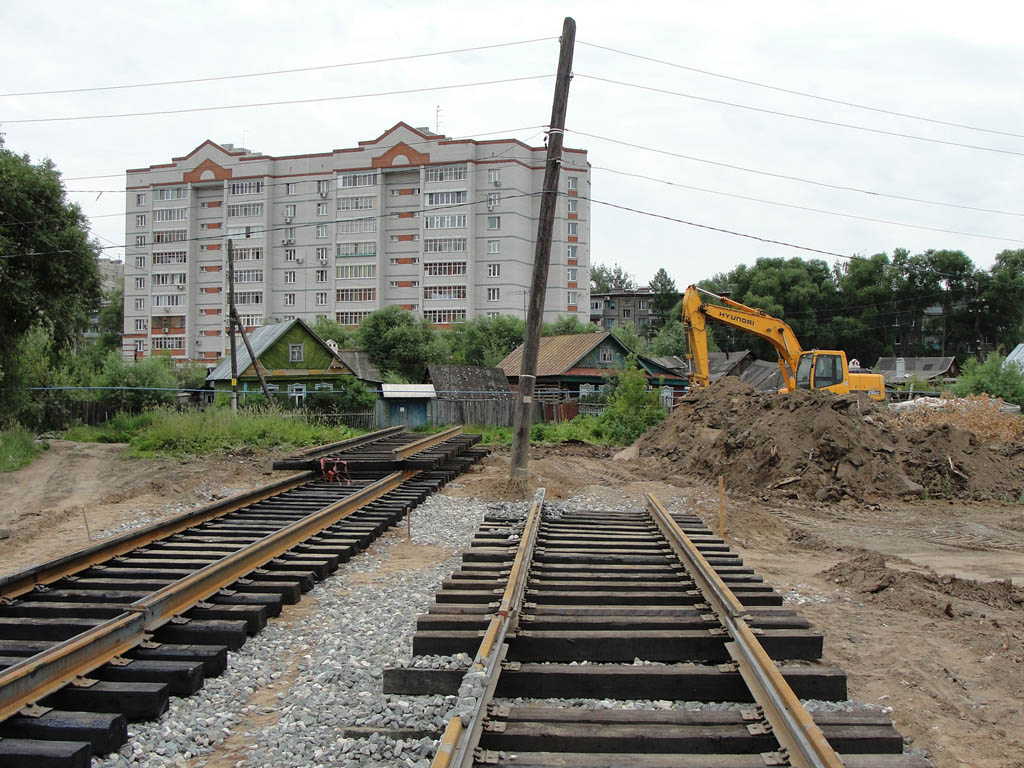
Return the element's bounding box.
[95,493,523,768]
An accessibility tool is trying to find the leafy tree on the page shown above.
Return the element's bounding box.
[447,315,525,366]
[357,306,436,381]
[649,268,678,327]
[952,353,1024,407]
[312,316,358,349]
[541,315,597,336]
[596,354,665,443]
[305,376,377,412]
[590,263,636,292]
[649,318,691,357]
[96,351,178,410]
[610,322,649,355]
[0,138,102,410]
[97,287,124,351]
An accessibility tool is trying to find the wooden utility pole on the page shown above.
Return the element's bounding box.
[227,238,239,412]
[509,17,576,486]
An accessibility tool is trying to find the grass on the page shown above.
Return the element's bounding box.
[458,416,616,446]
[0,427,45,472]
[65,407,362,459]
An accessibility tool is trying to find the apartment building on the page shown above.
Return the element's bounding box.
[589,286,655,332]
[122,122,590,363]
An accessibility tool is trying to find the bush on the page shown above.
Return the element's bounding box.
[596,355,666,444]
[0,427,44,472]
[953,353,1024,407]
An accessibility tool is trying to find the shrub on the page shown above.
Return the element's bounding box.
[953,353,1024,407]
[597,355,666,444]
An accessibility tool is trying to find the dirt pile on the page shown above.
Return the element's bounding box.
[893,394,1024,443]
[635,377,1024,502]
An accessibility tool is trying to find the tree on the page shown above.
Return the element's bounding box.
[97,287,124,351]
[590,263,636,293]
[953,353,1024,407]
[649,268,678,327]
[0,138,102,411]
[312,316,358,349]
[596,354,666,444]
[357,306,437,381]
[541,315,597,336]
[610,322,649,355]
[447,315,525,366]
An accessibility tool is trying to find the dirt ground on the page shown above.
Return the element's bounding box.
[2,441,1021,767]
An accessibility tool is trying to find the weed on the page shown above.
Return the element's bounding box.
[0,428,44,472]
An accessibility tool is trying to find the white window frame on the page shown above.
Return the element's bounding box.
[567,222,578,236]
[567,267,578,283]
[284,293,296,306]
[285,249,297,262]
[134,298,145,310]
[289,343,304,363]
[487,263,500,278]
[567,176,579,190]
[568,198,578,213]
[135,277,146,289]
[315,269,328,283]
[487,240,500,254]
[487,287,500,302]
[487,192,500,208]
[134,255,146,269]
[136,214,146,226]
[487,216,501,230]
[316,202,329,216]
[315,224,328,239]
[286,182,297,195]
[284,271,296,284]
[136,193,146,206]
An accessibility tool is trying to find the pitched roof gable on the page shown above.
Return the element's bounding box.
[206,319,351,381]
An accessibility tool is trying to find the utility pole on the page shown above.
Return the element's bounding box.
[509,17,576,487]
[227,238,239,412]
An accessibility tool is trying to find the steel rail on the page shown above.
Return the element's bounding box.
[645,492,844,768]
[0,470,410,723]
[433,487,545,768]
[290,425,404,458]
[392,426,463,461]
[0,470,316,600]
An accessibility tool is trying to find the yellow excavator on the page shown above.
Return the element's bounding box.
[682,285,885,401]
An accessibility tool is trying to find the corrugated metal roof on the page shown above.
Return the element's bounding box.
[381,383,436,399]
[428,365,510,397]
[1006,343,1024,373]
[740,359,784,392]
[874,357,958,380]
[206,321,299,382]
[335,349,383,383]
[498,332,607,377]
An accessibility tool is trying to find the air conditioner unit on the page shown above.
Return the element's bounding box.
[162,328,168,334]
[286,238,295,245]
[176,284,185,290]
[296,257,304,264]
[493,179,501,187]
[195,338,202,346]
[486,203,494,211]
[284,216,293,223]
[319,190,328,198]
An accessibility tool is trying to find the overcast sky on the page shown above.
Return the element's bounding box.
[2,0,1022,287]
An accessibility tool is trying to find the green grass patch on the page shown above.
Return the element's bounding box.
[66,407,361,459]
[0,427,45,472]
[460,416,618,446]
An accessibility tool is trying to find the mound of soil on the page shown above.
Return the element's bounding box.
[636,378,1024,503]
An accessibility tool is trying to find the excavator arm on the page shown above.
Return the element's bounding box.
[682,285,804,391]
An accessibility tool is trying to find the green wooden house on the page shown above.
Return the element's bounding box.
[205,319,359,403]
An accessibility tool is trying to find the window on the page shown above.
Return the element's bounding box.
[337,242,376,257]
[134,319,148,331]
[568,199,578,213]
[487,192,500,208]
[226,225,264,239]
[337,288,376,302]
[426,190,467,206]
[227,203,263,218]
[235,291,263,305]
[638,300,648,310]
[284,204,296,218]
[487,169,501,185]
[487,263,500,278]
[152,337,185,351]
[339,173,375,188]
[487,240,500,254]
[229,181,264,195]
[813,354,843,388]
[567,222,578,237]
[424,285,468,300]
[316,202,328,216]
[315,269,328,283]
[568,290,579,306]
[315,224,328,239]
[284,293,295,306]
[289,344,304,363]
[136,214,146,226]
[336,264,376,279]
[134,339,147,352]
[591,300,601,311]
[424,165,467,182]
[424,261,466,276]
[153,294,184,307]
[284,271,296,284]
[135,277,146,289]
[282,227,296,240]
[155,208,188,222]
[338,195,376,211]
[336,311,372,325]
[423,309,467,324]
[134,298,145,310]
[232,269,260,284]
[486,311,500,318]
[316,247,329,260]
[134,255,146,269]
[567,267,578,283]
[622,308,632,319]
[286,182,297,195]
[135,235,147,246]
[136,193,146,206]
[285,249,297,262]
[424,238,466,254]
[567,244,578,260]
[152,272,186,286]
[600,347,613,363]
[487,287,500,302]
[424,214,466,229]
[337,217,376,234]
[487,216,501,230]
[154,187,188,201]
[233,247,261,262]
[236,314,261,328]
[390,187,420,196]
[316,292,327,306]
[567,176,578,190]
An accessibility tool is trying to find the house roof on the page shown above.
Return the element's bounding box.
[739,359,784,392]
[498,332,609,378]
[650,355,689,374]
[381,383,436,399]
[206,321,300,382]
[874,357,958,380]
[707,350,754,380]
[335,349,383,383]
[1006,343,1024,373]
[427,365,510,398]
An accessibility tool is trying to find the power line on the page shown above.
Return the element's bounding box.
[569,129,1024,218]
[573,73,1024,157]
[1,38,556,98]
[577,40,1024,140]
[589,165,1024,243]
[1,75,554,124]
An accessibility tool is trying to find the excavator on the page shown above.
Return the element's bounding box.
[682,284,886,401]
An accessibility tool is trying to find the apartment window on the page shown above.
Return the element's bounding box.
[152,272,186,287]
[337,242,376,257]
[336,288,376,302]
[152,337,185,351]
[424,214,466,229]
[486,311,499,318]
[336,311,372,325]
[134,255,146,269]
[487,264,500,278]
[487,192,500,208]
[229,181,264,196]
[316,247,329,260]
[424,165,467,182]
[152,251,188,265]
[487,216,501,230]
[135,277,146,289]
[487,169,501,185]
[426,190,467,206]
[134,319,148,331]
[233,248,261,262]
[487,240,501,254]
[338,173,375,189]
[315,224,328,239]
[153,294,184,307]
[568,199,578,213]
[282,227,296,240]
[154,187,188,201]
[591,300,601,311]
[284,293,295,306]
[338,195,376,211]
[316,292,327,306]
[235,291,263,305]
[424,285,467,300]
[134,339,146,352]
[289,344,304,363]
[567,176,578,190]
[638,300,648,310]
[567,222,578,237]
[238,314,262,328]
[227,203,263,218]
[622,308,632,319]
[316,202,328,216]
[286,182,297,195]
[337,217,376,234]
[424,238,467,254]
[487,287,500,302]
[136,193,146,206]
[284,204,296,218]
[315,269,328,283]
[568,290,579,306]
[227,226,264,239]
[567,267,578,283]
[134,298,145,310]
[285,249,297,262]
[567,244,578,260]
[135,235,147,246]
[423,309,467,324]
[285,271,296,284]
[600,347,613,363]
[336,264,376,279]
[235,269,262,284]
[136,214,146,227]
[424,261,466,276]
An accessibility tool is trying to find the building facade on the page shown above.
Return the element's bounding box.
[122,123,590,363]
[589,287,654,332]
[84,257,125,343]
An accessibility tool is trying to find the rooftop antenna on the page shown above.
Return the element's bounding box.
[435,105,442,134]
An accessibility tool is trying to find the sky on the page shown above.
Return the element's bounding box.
[2,0,1022,288]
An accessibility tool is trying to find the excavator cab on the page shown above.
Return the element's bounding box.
[794,351,847,393]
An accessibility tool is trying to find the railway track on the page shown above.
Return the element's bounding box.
[386,491,931,768]
[0,427,486,768]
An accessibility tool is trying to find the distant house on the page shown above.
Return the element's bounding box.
[874,356,960,384]
[427,365,511,399]
[497,332,687,399]
[651,350,755,382]
[206,319,359,403]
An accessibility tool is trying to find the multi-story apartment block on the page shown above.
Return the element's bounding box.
[122,122,590,363]
[589,287,655,333]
